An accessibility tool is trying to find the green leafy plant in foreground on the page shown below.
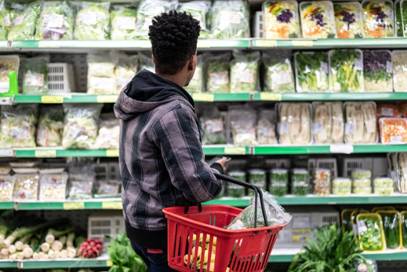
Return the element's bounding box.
[288,224,364,272]
[108,234,147,272]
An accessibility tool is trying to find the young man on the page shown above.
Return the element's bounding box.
[114,11,227,271]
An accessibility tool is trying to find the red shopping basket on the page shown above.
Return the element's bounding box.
[163,173,287,272]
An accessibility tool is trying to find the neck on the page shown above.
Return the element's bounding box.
[156,72,185,87]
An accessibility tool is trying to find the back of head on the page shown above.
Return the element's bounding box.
[149,10,201,76]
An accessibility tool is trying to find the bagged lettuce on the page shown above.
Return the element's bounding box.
[8,2,40,40]
[87,53,117,94]
[231,52,260,92]
[256,109,277,144]
[186,54,205,93]
[35,1,74,40]
[0,1,13,40]
[207,53,230,93]
[95,115,120,149]
[111,5,138,40]
[210,0,250,39]
[179,1,211,38]
[115,53,138,92]
[36,106,64,147]
[393,51,407,92]
[229,106,257,145]
[74,2,110,40]
[263,51,295,93]
[21,56,49,94]
[200,107,227,145]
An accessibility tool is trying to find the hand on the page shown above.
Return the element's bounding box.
[215,157,231,172]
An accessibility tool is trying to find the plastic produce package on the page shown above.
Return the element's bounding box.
[249,169,266,191]
[135,0,178,39]
[0,55,19,94]
[263,52,295,93]
[352,169,372,179]
[0,174,14,201]
[378,211,401,249]
[373,177,394,195]
[379,118,407,144]
[186,55,205,93]
[95,115,120,149]
[68,159,95,199]
[0,0,12,40]
[111,5,137,40]
[12,168,39,201]
[263,0,301,39]
[179,1,211,38]
[35,1,74,40]
[256,109,277,145]
[36,106,64,147]
[39,169,68,201]
[62,105,102,149]
[207,54,230,93]
[392,51,407,92]
[115,53,138,92]
[362,0,394,38]
[95,180,121,198]
[200,107,227,145]
[74,2,110,40]
[87,53,117,94]
[227,171,246,197]
[352,178,372,195]
[230,52,259,92]
[345,102,377,144]
[138,53,155,73]
[294,52,329,93]
[270,169,288,196]
[356,213,385,251]
[299,1,336,39]
[332,177,352,195]
[8,2,40,40]
[292,168,310,195]
[227,190,291,230]
[21,56,49,94]
[0,105,38,148]
[401,211,407,248]
[377,103,401,118]
[313,168,331,195]
[312,102,344,144]
[278,103,311,145]
[329,49,364,92]
[334,2,364,39]
[229,106,257,145]
[363,50,393,92]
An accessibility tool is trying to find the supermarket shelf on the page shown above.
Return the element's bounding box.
[0,258,110,269]
[10,92,407,104]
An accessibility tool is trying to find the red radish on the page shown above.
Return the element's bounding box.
[78,239,103,258]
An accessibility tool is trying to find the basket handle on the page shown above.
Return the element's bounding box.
[214,173,269,227]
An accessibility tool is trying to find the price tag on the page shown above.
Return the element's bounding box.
[254,40,278,47]
[292,40,314,47]
[259,93,282,101]
[63,201,85,210]
[102,201,122,209]
[41,95,63,104]
[96,95,118,103]
[224,146,246,155]
[330,144,353,154]
[192,93,214,102]
[106,149,119,157]
[35,149,57,158]
[0,97,12,105]
[0,149,13,157]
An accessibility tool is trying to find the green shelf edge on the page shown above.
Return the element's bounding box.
[17,259,109,269]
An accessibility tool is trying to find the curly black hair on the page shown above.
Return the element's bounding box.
[149,10,201,75]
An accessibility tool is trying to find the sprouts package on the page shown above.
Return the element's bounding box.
[21,56,49,94]
[179,1,211,38]
[362,0,394,38]
[8,2,40,40]
[95,115,120,149]
[294,51,329,93]
[36,106,64,147]
[35,1,74,40]
[329,49,364,93]
[186,54,205,93]
[334,2,364,39]
[256,109,277,145]
[374,177,394,195]
[392,51,407,92]
[74,2,110,40]
[0,105,38,148]
[263,0,301,39]
[227,190,291,230]
[68,159,95,199]
[12,168,39,201]
[134,0,178,39]
[229,106,257,145]
[332,177,352,195]
[87,53,117,94]
[278,103,311,145]
[62,105,102,149]
[111,5,137,40]
[263,51,295,93]
[207,54,230,93]
[0,55,20,94]
[115,53,138,92]
[299,1,336,39]
[210,0,250,39]
[312,102,344,144]
[200,107,227,145]
[363,50,393,92]
[230,52,260,92]
[345,102,377,144]
[39,169,68,201]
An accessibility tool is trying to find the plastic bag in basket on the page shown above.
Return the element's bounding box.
[227,190,291,230]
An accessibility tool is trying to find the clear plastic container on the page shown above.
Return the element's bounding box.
[263,0,301,39]
[300,1,336,39]
[294,51,329,93]
[379,118,407,144]
[0,174,14,201]
[373,177,394,195]
[356,213,386,251]
[377,211,401,249]
[39,169,68,201]
[352,169,372,179]
[362,0,395,38]
[227,171,246,197]
[263,52,295,93]
[312,102,344,144]
[278,103,312,145]
[344,102,377,144]
[352,178,372,194]
[12,168,39,201]
[332,178,352,195]
[363,50,393,92]
[292,168,310,195]
[270,169,288,196]
[313,168,331,195]
[334,2,364,39]
[249,169,266,191]
[392,51,407,92]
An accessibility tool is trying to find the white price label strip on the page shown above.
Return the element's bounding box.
[0,97,12,105]
[330,144,353,154]
[0,149,13,157]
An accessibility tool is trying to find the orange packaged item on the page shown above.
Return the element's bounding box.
[377,104,401,118]
[379,118,407,144]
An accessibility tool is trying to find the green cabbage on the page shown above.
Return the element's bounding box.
[8,2,40,40]
[74,2,110,40]
[21,56,49,94]
[111,5,138,40]
[210,0,250,39]
[230,51,259,92]
[179,1,211,38]
[35,1,74,40]
[207,53,231,93]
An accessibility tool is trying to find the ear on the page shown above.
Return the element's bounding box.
[188,54,197,71]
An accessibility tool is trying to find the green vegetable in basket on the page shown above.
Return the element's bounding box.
[8,2,40,40]
[111,5,137,40]
[74,2,110,40]
[329,50,364,92]
[35,1,74,40]
[108,234,147,272]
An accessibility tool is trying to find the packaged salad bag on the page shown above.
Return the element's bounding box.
[230,51,260,92]
[111,5,138,40]
[294,51,329,93]
[73,2,110,40]
[8,2,41,40]
[0,1,13,40]
[179,1,211,38]
[21,56,49,94]
[263,0,301,39]
[263,51,295,93]
[35,1,74,40]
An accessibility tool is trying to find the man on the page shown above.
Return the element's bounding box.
[114,11,227,271]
